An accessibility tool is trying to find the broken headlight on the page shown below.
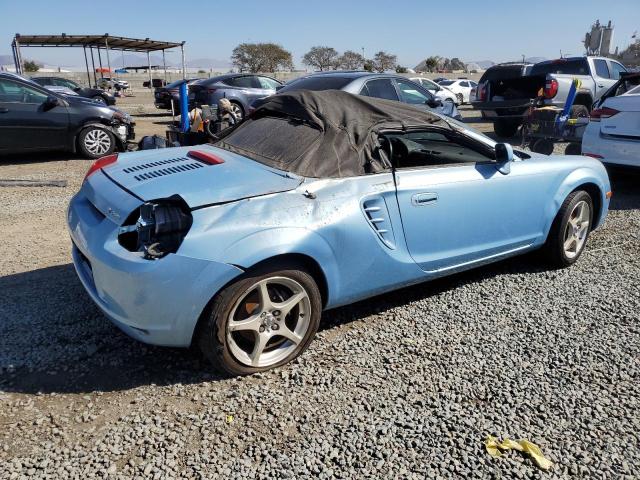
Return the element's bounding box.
[118,197,192,259]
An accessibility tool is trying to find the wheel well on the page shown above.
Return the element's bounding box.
[244,254,329,308]
[573,183,602,230]
[573,94,593,111]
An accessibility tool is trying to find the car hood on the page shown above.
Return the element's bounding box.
[102,144,303,208]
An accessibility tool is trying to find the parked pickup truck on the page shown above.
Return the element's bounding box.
[472,56,628,137]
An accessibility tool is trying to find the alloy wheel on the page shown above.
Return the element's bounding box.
[227,276,311,368]
[230,103,243,120]
[563,200,591,259]
[84,129,112,156]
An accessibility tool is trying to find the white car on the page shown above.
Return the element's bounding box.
[582,84,640,167]
[437,79,477,105]
[97,77,129,90]
[410,77,458,105]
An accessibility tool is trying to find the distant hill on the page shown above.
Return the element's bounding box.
[472,60,495,69]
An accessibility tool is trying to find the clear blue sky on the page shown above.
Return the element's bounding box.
[1,0,638,69]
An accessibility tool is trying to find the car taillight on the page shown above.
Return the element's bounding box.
[206,88,217,94]
[544,78,558,99]
[590,107,620,121]
[477,84,486,101]
[84,153,118,181]
[583,152,604,159]
[168,88,178,94]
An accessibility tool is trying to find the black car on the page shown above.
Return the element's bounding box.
[154,78,198,111]
[31,76,116,105]
[0,73,134,159]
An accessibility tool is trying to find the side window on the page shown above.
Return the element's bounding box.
[359,84,370,96]
[362,79,399,101]
[226,76,255,88]
[383,130,492,169]
[0,79,48,104]
[594,59,610,79]
[460,81,469,88]
[257,77,280,90]
[395,79,431,105]
[609,61,627,80]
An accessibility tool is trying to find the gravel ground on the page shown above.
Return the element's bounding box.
[0,105,639,479]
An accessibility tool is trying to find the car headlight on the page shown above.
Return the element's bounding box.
[111,111,131,124]
[118,197,192,259]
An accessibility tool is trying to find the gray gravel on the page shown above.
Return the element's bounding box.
[1,109,639,479]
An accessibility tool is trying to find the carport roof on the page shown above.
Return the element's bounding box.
[14,34,183,52]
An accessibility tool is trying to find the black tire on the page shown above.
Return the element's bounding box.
[565,143,582,155]
[570,104,590,119]
[92,95,107,105]
[543,190,593,268]
[493,119,520,138]
[530,138,555,155]
[456,93,464,105]
[77,127,116,159]
[198,262,322,376]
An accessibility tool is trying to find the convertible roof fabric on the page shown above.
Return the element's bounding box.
[216,90,449,178]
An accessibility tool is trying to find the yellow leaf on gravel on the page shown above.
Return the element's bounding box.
[485,436,553,471]
[226,415,234,424]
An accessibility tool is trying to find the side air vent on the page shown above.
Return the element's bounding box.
[121,156,205,182]
[361,196,396,249]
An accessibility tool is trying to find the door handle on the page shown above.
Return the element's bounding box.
[411,192,438,206]
[0,108,8,113]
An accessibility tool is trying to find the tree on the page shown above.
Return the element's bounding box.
[338,50,365,70]
[302,46,339,71]
[363,60,375,72]
[373,51,397,73]
[231,43,293,73]
[395,65,408,74]
[424,56,439,73]
[23,60,39,72]
[450,57,466,71]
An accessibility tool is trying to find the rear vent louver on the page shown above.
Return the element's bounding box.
[362,196,396,249]
[121,157,204,182]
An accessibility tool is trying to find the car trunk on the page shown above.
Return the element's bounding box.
[484,74,547,104]
[99,145,303,209]
[188,83,209,105]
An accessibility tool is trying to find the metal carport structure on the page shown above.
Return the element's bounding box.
[11,33,186,88]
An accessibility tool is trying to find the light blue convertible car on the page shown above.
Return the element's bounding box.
[68,90,611,375]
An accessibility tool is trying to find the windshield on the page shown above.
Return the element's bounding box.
[530,59,589,76]
[278,76,352,92]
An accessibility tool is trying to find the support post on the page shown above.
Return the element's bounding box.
[97,47,104,78]
[162,49,167,84]
[104,36,112,76]
[14,35,24,75]
[83,46,91,86]
[147,51,153,88]
[11,41,19,74]
[90,47,97,87]
[181,42,186,80]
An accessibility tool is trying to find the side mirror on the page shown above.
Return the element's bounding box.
[495,143,514,174]
[275,85,284,92]
[43,95,61,111]
[426,97,442,108]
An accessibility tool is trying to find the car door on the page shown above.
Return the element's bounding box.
[0,77,69,152]
[592,59,616,100]
[389,129,548,273]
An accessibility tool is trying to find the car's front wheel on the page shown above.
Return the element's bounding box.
[544,190,593,267]
[198,263,322,375]
[78,127,115,159]
[92,95,107,105]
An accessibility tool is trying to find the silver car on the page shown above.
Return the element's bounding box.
[278,71,461,120]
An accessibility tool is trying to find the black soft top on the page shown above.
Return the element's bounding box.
[216,89,449,178]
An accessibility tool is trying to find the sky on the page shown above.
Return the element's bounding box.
[1,0,638,69]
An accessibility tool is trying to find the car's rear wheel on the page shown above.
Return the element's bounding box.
[230,101,244,121]
[78,127,115,159]
[530,138,555,155]
[92,95,107,104]
[543,190,593,267]
[198,264,321,375]
[455,93,464,105]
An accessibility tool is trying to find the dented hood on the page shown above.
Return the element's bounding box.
[101,144,303,208]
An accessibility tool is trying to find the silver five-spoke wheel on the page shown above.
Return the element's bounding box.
[227,276,311,368]
[563,200,591,259]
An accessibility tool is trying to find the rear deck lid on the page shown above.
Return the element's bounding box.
[101,144,302,208]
